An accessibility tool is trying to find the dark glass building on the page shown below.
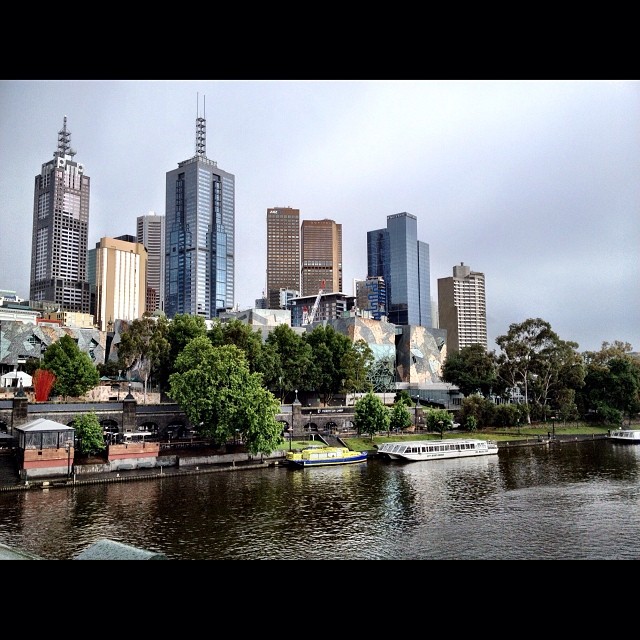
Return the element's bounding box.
[367,212,431,327]
[164,106,235,319]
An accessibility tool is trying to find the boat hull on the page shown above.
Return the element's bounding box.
[288,452,368,468]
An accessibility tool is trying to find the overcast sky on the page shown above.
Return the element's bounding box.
[1,79,638,354]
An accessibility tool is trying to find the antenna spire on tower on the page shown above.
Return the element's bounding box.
[196,94,206,158]
[55,115,76,158]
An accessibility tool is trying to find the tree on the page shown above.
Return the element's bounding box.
[159,313,208,389]
[496,318,561,424]
[208,318,265,374]
[72,411,106,456]
[43,334,100,400]
[168,338,283,455]
[117,314,170,401]
[342,339,374,398]
[353,392,390,439]
[441,343,500,398]
[264,324,314,396]
[425,408,453,435]
[389,401,412,434]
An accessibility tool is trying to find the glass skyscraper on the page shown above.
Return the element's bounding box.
[367,212,431,327]
[30,117,91,314]
[164,109,235,319]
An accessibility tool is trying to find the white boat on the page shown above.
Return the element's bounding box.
[608,429,640,443]
[377,438,498,462]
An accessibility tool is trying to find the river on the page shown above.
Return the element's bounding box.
[1,439,639,560]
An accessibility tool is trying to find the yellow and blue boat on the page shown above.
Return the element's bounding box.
[286,445,367,468]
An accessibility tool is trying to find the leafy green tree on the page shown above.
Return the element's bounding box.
[496,318,562,424]
[43,334,100,400]
[459,394,497,429]
[117,314,170,399]
[264,324,314,396]
[425,408,453,435]
[72,411,106,455]
[303,325,352,405]
[394,389,413,407]
[389,401,412,434]
[159,314,208,389]
[342,339,374,397]
[168,338,282,455]
[208,318,265,373]
[441,343,501,398]
[579,355,640,425]
[353,392,390,439]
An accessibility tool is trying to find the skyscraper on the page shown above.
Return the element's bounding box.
[30,117,91,314]
[95,236,147,331]
[301,219,342,297]
[437,262,487,354]
[367,212,431,327]
[136,211,165,313]
[266,207,300,309]
[164,101,235,319]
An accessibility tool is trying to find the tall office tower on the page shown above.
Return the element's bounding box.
[30,117,91,314]
[136,211,165,313]
[437,262,487,354]
[164,100,235,319]
[367,212,431,327]
[301,219,342,296]
[266,207,300,309]
[95,236,147,331]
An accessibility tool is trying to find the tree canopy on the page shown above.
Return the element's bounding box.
[42,334,100,399]
[167,337,282,455]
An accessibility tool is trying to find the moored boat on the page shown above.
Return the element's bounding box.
[608,429,640,443]
[377,438,498,462]
[286,445,368,468]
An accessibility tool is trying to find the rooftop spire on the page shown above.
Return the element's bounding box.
[55,115,76,159]
[196,94,206,158]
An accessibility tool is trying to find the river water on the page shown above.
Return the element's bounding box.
[1,439,639,560]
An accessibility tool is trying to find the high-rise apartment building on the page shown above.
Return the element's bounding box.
[30,117,91,314]
[301,219,342,297]
[94,236,147,331]
[266,207,300,309]
[136,211,165,313]
[437,262,487,354]
[164,103,235,319]
[367,212,431,327]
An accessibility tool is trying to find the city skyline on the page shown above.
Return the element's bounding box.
[1,80,638,353]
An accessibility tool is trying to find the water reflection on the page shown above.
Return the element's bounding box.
[1,440,639,560]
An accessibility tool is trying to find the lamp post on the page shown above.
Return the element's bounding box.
[551,415,556,440]
[438,420,444,439]
[65,440,71,479]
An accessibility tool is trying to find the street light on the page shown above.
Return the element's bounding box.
[65,440,72,479]
[551,416,556,440]
[438,420,444,439]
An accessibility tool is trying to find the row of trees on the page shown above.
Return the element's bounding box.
[441,318,640,428]
[24,314,639,455]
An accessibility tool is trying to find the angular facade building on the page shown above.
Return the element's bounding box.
[164,105,235,319]
[29,117,91,314]
[437,262,487,354]
[266,207,300,309]
[136,211,165,313]
[367,212,431,327]
[301,219,342,297]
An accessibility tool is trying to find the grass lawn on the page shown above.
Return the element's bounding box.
[341,423,613,453]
